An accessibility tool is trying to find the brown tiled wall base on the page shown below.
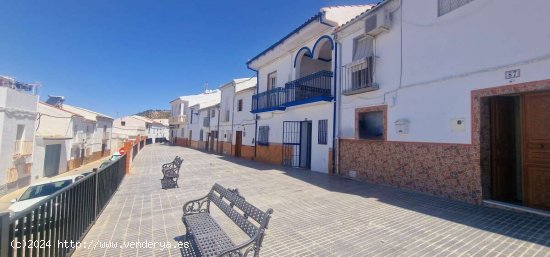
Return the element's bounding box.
[339,139,481,204]
[328,148,333,175]
[255,143,283,165]
[175,138,188,146]
[67,151,105,170]
[240,145,255,160]
[222,142,232,155]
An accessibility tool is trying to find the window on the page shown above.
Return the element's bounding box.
[318,120,328,145]
[121,121,126,126]
[358,111,384,140]
[438,0,474,16]
[211,109,216,118]
[267,71,277,90]
[200,129,204,141]
[237,99,243,112]
[258,126,269,145]
[181,128,185,137]
[353,36,373,62]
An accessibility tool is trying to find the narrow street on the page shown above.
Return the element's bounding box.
[74,145,550,257]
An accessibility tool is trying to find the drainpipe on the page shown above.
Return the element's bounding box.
[331,40,338,176]
[247,64,259,160]
[216,106,220,153]
[230,82,236,156]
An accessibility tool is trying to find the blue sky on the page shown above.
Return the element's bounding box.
[0,0,375,117]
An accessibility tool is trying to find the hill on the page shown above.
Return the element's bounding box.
[135,109,170,119]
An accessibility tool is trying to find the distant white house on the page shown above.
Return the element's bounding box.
[246,6,370,172]
[333,0,550,210]
[0,76,38,196]
[168,90,220,146]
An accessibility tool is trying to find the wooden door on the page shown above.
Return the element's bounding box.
[209,132,215,151]
[490,97,518,202]
[235,131,242,157]
[523,92,550,210]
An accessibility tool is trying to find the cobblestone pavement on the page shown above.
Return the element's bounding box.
[74,144,550,257]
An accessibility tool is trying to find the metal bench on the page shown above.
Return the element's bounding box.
[180,183,274,257]
[161,156,183,189]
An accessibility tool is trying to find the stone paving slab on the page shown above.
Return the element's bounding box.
[74,144,550,257]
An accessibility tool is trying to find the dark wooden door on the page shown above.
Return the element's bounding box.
[523,92,550,210]
[209,132,215,151]
[235,131,242,157]
[490,97,518,202]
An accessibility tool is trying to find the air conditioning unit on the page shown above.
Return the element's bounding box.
[365,10,391,37]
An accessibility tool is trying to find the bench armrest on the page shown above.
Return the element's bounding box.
[183,195,210,215]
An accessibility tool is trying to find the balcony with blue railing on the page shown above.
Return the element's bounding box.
[251,70,333,113]
[251,87,286,113]
[283,70,333,108]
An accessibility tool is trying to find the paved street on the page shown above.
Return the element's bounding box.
[74,144,550,257]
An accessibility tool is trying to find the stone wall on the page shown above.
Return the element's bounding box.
[338,139,481,204]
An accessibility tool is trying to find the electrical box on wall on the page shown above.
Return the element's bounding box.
[395,119,410,134]
[451,118,466,132]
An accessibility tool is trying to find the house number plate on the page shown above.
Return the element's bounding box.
[505,69,520,79]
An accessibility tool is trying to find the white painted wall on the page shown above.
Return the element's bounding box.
[0,87,38,195]
[336,0,550,144]
[232,88,257,146]
[254,31,336,173]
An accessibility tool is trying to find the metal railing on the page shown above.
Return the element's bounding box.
[0,154,127,257]
[285,70,333,104]
[169,115,187,124]
[251,70,333,112]
[342,56,377,95]
[14,140,33,157]
[251,87,286,112]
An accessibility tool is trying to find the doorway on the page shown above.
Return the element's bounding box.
[44,144,61,177]
[282,121,312,169]
[235,131,243,157]
[489,92,550,210]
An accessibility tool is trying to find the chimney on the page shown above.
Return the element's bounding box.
[46,95,65,108]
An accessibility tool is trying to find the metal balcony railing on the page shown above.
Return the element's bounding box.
[251,87,286,113]
[14,140,33,156]
[285,70,333,105]
[251,70,334,113]
[169,115,187,124]
[342,56,377,95]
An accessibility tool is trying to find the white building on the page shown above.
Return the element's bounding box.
[246,6,371,172]
[151,119,169,143]
[32,103,79,180]
[168,90,220,146]
[0,76,38,196]
[230,80,257,159]
[218,77,257,156]
[60,103,113,167]
[334,0,550,211]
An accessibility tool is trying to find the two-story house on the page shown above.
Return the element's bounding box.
[169,90,220,146]
[246,6,371,173]
[0,76,38,196]
[334,0,550,212]
[218,77,257,156]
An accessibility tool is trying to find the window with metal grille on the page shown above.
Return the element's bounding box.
[211,109,216,117]
[318,119,328,145]
[438,0,474,16]
[121,121,126,126]
[237,99,243,112]
[258,126,269,145]
[200,129,204,141]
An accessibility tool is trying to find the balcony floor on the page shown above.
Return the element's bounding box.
[74,144,550,256]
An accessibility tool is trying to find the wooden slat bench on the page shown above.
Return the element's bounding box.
[180,183,274,257]
[161,156,183,189]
